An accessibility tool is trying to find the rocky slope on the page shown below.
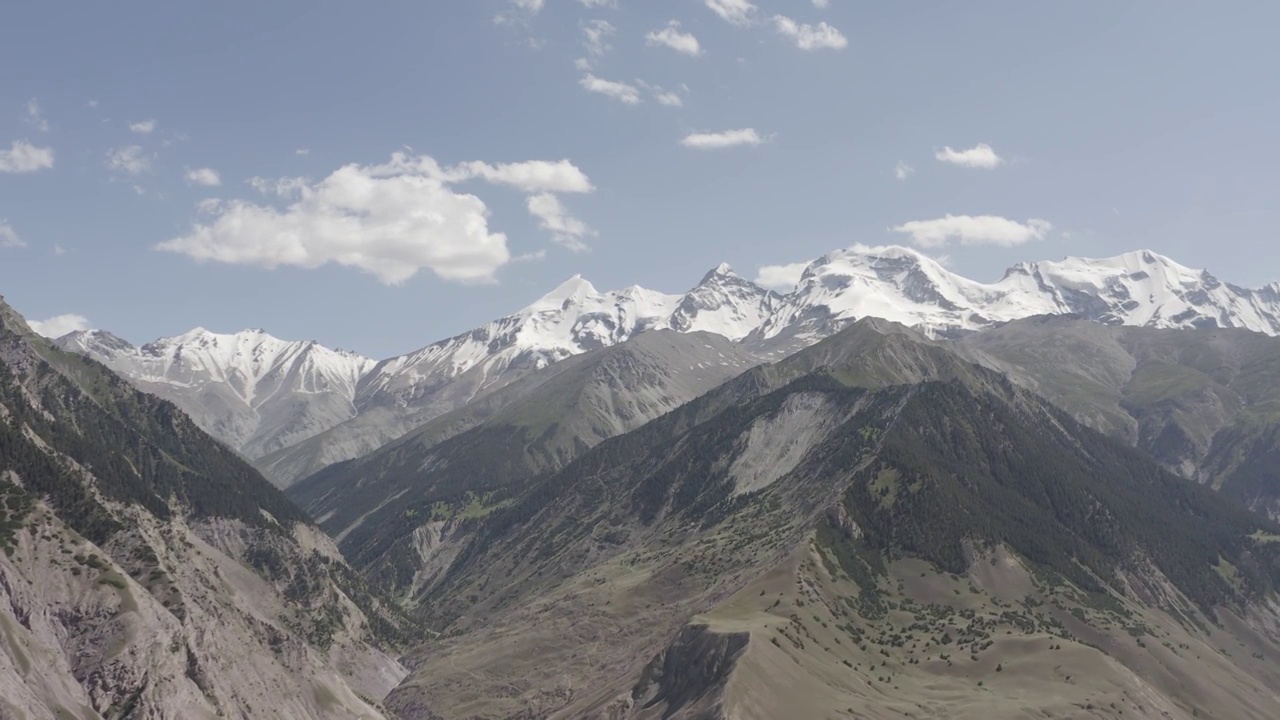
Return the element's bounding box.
[0,297,410,719]
[288,330,758,603]
[958,315,1280,520]
[383,320,1280,719]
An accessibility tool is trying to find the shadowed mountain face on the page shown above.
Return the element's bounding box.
[287,330,759,602]
[370,319,1280,719]
[959,315,1280,520]
[0,297,412,719]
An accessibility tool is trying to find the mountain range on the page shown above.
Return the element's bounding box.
[9,242,1280,718]
[55,246,1280,488]
[381,316,1280,719]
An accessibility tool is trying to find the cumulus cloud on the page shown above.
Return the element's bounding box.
[0,221,25,249]
[295,148,311,156]
[106,145,151,175]
[889,214,1051,248]
[894,161,914,181]
[935,143,1003,169]
[646,21,702,56]
[0,141,55,173]
[129,119,157,134]
[582,19,615,56]
[158,153,595,284]
[185,167,221,187]
[448,159,594,193]
[772,16,847,50]
[755,261,809,292]
[28,314,91,339]
[26,99,49,132]
[580,74,642,104]
[681,128,764,149]
[527,193,593,252]
[705,0,757,27]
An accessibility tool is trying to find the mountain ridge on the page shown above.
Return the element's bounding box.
[52,246,1280,485]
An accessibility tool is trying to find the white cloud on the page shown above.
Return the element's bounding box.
[935,143,1003,169]
[527,193,593,252]
[158,153,596,285]
[646,21,702,56]
[755,262,809,292]
[813,0,830,7]
[25,99,49,132]
[28,314,91,339]
[681,128,764,149]
[53,243,66,255]
[580,74,642,104]
[637,81,683,107]
[0,140,54,173]
[495,0,543,24]
[582,19,615,56]
[247,175,311,198]
[0,220,25,249]
[894,161,914,181]
[295,148,310,156]
[106,145,151,175]
[889,214,1052,248]
[705,0,757,27]
[653,90,683,107]
[772,16,847,50]
[129,119,157,134]
[578,0,616,6]
[448,159,594,193]
[185,167,221,187]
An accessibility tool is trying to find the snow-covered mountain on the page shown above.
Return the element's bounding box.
[257,266,778,484]
[750,246,1280,353]
[59,246,1280,485]
[57,327,374,459]
[355,264,776,411]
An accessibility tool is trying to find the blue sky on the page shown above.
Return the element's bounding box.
[2,1,1278,357]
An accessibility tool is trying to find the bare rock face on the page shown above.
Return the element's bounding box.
[0,297,409,719]
[0,504,404,720]
[627,625,750,720]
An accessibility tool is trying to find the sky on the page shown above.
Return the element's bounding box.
[2,1,1278,358]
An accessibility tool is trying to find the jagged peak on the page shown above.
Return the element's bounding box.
[698,262,741,285]
[525,274,600,312]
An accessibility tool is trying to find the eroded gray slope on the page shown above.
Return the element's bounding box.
[0,296,409,719]
[288,330,759,601]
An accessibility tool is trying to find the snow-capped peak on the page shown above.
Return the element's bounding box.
[526,274,600,313]
[56,326,376,459]
[751,244,1280,349]
[671,262,776,340]
[700,262,738,283]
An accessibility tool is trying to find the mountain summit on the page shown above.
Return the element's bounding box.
[56,327,374,459]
